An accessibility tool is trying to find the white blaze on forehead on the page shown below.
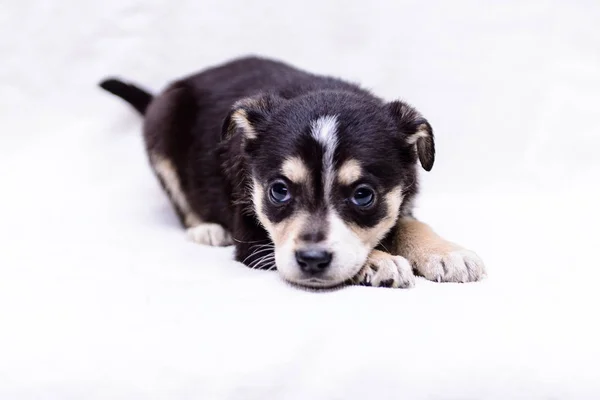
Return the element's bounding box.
[310,115,339,198]
[281,156,309,184]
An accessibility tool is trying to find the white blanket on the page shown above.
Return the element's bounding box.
[2,1,599,398]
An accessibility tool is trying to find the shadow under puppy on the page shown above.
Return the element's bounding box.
[100,56,485,289]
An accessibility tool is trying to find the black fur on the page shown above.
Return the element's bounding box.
[99,78,153,115]
[99,56,435,270]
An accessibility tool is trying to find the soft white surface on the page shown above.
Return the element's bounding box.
[2,1,600,398]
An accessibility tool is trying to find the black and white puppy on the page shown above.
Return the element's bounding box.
[100,56,485,289]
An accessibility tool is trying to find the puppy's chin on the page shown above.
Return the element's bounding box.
[282,277,351,292]
[274,249,367,290]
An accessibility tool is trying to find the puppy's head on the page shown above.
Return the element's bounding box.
[223,91,434,288]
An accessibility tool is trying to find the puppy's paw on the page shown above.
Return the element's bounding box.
[186,223,233,247]
[354,250,415,288]
[415,247,486,283]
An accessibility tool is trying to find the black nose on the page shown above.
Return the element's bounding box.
[295,249,332,274]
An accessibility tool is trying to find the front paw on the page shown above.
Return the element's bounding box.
[186,223,233,247]
[415,248,486,283]
[354,250,415,288]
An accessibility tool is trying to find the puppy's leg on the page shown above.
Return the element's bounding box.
[151,154,232,247]
[143,84,233,247]
[353,250,415,288]
[394,218,486,283]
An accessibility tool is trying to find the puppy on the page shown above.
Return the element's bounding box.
[99,56,485,289]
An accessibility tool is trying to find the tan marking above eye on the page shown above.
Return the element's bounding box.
[337,159,362,186]
[281,156,309,184]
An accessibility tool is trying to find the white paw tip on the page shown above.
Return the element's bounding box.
[361,253,416,289]
[421,249,486,283]
[186,224,233,247]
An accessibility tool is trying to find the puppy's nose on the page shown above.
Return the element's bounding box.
[295,249,332,274]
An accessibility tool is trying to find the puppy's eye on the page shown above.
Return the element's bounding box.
[269,181,291,204]
[350,185,375,207]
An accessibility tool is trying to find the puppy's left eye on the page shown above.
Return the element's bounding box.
[269,180,292,204]
[350,185,375,207]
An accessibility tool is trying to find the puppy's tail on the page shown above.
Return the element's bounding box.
[98,78,153,115]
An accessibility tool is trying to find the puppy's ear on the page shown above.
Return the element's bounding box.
[219,93,284,211]
[221,93,283,142]
[387,100,435,171]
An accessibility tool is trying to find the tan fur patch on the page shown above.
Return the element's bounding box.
[406,123,431,144]
[392,218,486,283]
[394,218,455,256]
[349,186,403,248]
[231,109,257,140]
[281,157,309,184]
[151,153,201,227]
[337,159,362,186]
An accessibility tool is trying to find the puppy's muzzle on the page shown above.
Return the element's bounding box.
[295,248,332,275]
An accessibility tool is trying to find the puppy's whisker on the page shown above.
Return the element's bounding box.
[247,253,269,269]
[378,241,390,253]
[242,247,274,265]
[248,247,275,261]
[249,254,274,270]
[248,243,274,251]
[258,255,275,270]
[233,237,270,245]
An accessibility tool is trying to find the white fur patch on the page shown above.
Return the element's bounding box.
[281,156,309,184]
[355,250,415,288]
[274,208,370,288]
[310,115,339,197]
[152,154,201,227]
[187,223,233,247]
[418,248,486,283]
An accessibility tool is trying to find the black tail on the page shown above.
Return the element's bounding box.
[99,78,153,115]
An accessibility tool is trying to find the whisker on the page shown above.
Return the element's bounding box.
[242,248,274,265]
[251,254,276,270]
[232,237,270,245]
[248,243,275,251]
[266,263,277,271]
[249,255,270,270]
[247,252,270,269]
[249,247,274,261]
[378,241,390,253]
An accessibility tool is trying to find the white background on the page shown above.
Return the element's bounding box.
[1,1,599,399]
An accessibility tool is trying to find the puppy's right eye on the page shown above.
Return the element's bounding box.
[269,181,291,204]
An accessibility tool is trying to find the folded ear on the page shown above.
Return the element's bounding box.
[219,93,284,209]
[386,100,435,171]
[221,93,283,142]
